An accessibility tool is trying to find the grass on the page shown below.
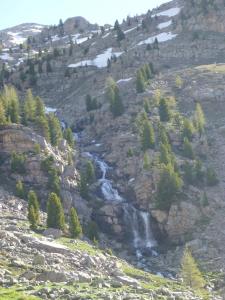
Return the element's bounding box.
[195,64,225,73]
[0,287,40,300]
[57,237,102,256]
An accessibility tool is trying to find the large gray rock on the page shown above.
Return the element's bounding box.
[36,271,68,283]
[43,228,62,239]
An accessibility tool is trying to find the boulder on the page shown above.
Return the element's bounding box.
[43,228,62,239]
[36,271,68,283]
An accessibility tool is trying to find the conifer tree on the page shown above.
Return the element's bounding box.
[35,96,45,118]
[63,128,74,147]
[0,101,6,124]
[106,78,124,117]
[136,70,145,93]
[28,190,40,229]
[160,143,172,165]
[23,89,36,123]
[36,116,50,141]
[16,180,26,199]
[194,103,205,135]
[8,88,20,124]
[143,152,151,170]
[47,192,65,230]
[141,120,155,150]
[183,138,195,159]
[48,113,63,146]
[183,118,194,141]
[180,247,206,291]
[79,173,89,199]
[159,98,171,122]
[69,207,82,238]
[156,164,183,210]
[85,161,95,183]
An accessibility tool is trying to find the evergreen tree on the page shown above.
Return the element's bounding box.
[69,207,82,238]
[117,27,125,41]
[63,128,74,147]
[183,138,195,159]
[23,89,36,123]
[159,98,171,122]
[36,116,50,141]
[194,103,205,135]
[183,118,195,141]
[206,167,218,186]
[46,59,53,73]
[136,70,145,93]
[79,173,89,199]
[106,78,124,117]
[28,190,40,230]
[85,161,95,183]
[0,101,6,124]
[35,96,45,118]
[141,120,155,150]
[180,247,206,291]
[175,75,183,89]
[156,164,183,210]
[48,113,63,146]
[16,180,26,199]
[160,143,172,165]
[48,168,60,195]
[8,88,20,124]
[143,152,151,170]
[47,192,65,230]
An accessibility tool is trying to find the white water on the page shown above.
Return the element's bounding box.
[83,152,157,254]
[123,204,157,252]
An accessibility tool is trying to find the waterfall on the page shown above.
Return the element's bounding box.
[83,152,157,254]
[84,152,123,202]
[123,204,157,253]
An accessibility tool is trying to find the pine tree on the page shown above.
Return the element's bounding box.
[175,75,183,89]
[28,190,40,230]
[36,116,50,141]
[183,118,194,141]
[35,96,45,118]
[136,70,145,93]
[9,90,20,123]
[0,101,6,124]
[180,247,206,291]
[23,89,36,123]
[156,164,183,210]
[16,180,26,199]
[69,207,82,238]
[79,173,89,199]
[141,120,155,151]
[160,143,172,165]
[85,161,95,183]
[63,128,74,147]
[183,138,195,159]
[194,103,205,135]
[159,98,171,122]
[47,192,65,230]
[48,113,63,146]
[106,78,124,117]
[143,152,151,170]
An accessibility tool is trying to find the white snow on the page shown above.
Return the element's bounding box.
[0,53,14,61]
[124,27,137,34]
[138,32,177,46]
[152,7,181,18]
[76,37,89,44]
[7,31,27,45]
[102,32,110,39]
[157,20,172,30]
[45,106,57,114]
[51,35,60,42]
[68,48,124,69]
[117,77,133,83]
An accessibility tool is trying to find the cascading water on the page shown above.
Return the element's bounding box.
[84,152,123,202]
[83,152,157,256]
[123,203,157,256]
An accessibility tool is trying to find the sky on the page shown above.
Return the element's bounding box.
[0,0,169,30]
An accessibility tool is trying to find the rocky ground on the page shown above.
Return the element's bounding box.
[0,186,212,300]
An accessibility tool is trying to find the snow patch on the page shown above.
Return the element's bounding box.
[68,48,124,69]
[45,106,57,114]
[117,77,133,83]
[157,20,172,30]
[102,32,110,39]
[152,7,181,18]
[138,32,177,46]
[0,53,14,61]
[7,31,27,45]
[124,27,137,34]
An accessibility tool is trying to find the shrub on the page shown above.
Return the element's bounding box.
[47,192,65,230]
[69,207,82,238]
